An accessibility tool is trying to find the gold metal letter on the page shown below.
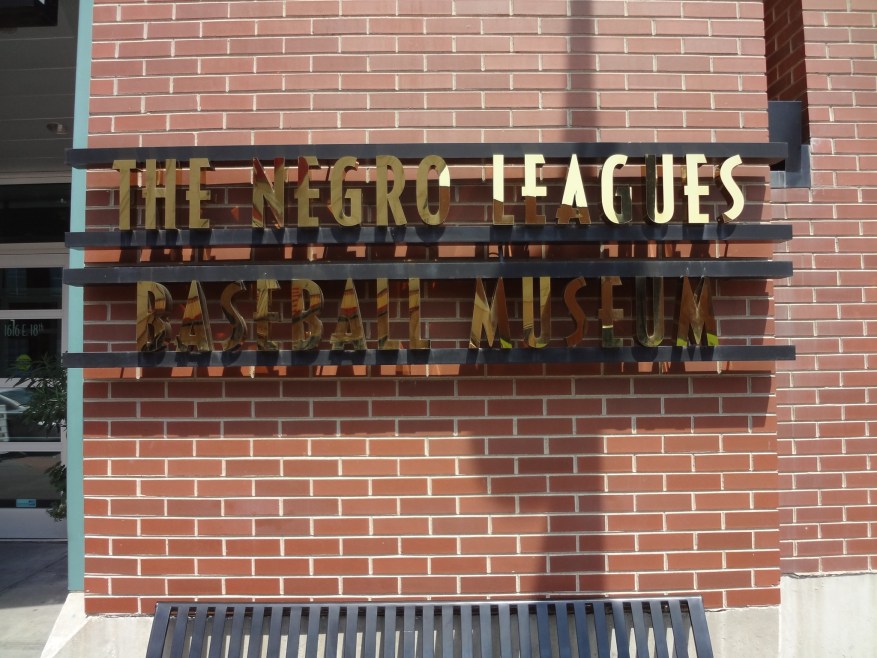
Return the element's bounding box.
[330,156,362,227]
[416,155,450,226]
[635,277,665,347]
[186,158,211,229]
[408,278,430,350]
[563,277,587,347]
[676,277,718,346]
[291,279,323,350]
[376,155,407,226]
[252,158,286,228]
[469,278,512,349]
[599,276,623,348]
[255,279,281,351]
[144,159,177,230]
[644,154,674,224]
[136,281,174,352]
[376,278,400,350]
[330,279,366,350]
[521,154,547,224]
[492,154,514,225]
[719,155,744,222]
[295,156,321,227]
[219,281,247,352]
[556,154,591,224]
[522,277,551,348]
[601,154,632,224]
[177,280,213,353]
[683,154,711,224]
[113,159,137,230]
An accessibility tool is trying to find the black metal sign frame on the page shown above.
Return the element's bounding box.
[64,259,792,286]
[65,141,796,368]
[67,141,788,168]
[66,223,792,249]
[63,345,795,369]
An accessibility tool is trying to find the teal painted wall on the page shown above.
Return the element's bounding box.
[66,0,94,592]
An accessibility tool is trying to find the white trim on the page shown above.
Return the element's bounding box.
[0,172,71,186]
[0,244,68,267]
[0,310,63,320]
[0,442,63,452]
[0,508,66,540]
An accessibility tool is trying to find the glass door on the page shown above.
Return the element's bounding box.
[0,183,69,539]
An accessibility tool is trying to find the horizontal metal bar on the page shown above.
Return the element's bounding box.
[64,345,796,368]
[155,597,709,617]
[65,223,793,249]
[67,141,788,169]
[63,259,792,285]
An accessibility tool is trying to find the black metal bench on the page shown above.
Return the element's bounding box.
[145,598,714,658]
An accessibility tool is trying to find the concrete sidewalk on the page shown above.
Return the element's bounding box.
[0,541,68,658]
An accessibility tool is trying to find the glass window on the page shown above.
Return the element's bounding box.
[0,182,68,533]
[0,268,63,310]
[0,317,62,379]
[0,385,61,442]
[0,184,69,243]
[0,453,62,507]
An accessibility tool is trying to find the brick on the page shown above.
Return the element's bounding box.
[639,572,696,591]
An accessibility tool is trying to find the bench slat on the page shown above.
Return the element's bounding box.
[228,605,248,658]
[363,605,378,658]
[571,601,592,658]
[383,605,397,658]
[478,604,492,658]
[403,604,416,658]
[208,605,228,658]
[592,601,611,657]
[535,603,551,658]
[497,604,512,658]
[246,606,266,658]
[343,605,359,658]
[611,600,630,658]
[648,601,670,658]
[188,605,210,658]
[285,606,303,658]
[146,603,174,658]
[629,601,649,658]
[304,606,321,658]
[325,606,341,658]
[668,599,689,658]
[421,605,435,658]
[266,605,284,658]
[687,598,713,658]
[516,603,531,658]
[460,604,474,658]
[169,604,191,658]
[553,603,571,658]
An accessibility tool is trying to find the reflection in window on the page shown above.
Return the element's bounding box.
[0,268,63,310]
[0,184,69,243]
[0,453,62,507]
[0,386,60,442]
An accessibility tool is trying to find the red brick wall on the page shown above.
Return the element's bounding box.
[764,0,808,135]
[774,0,877,574]
[81,1,785,614]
